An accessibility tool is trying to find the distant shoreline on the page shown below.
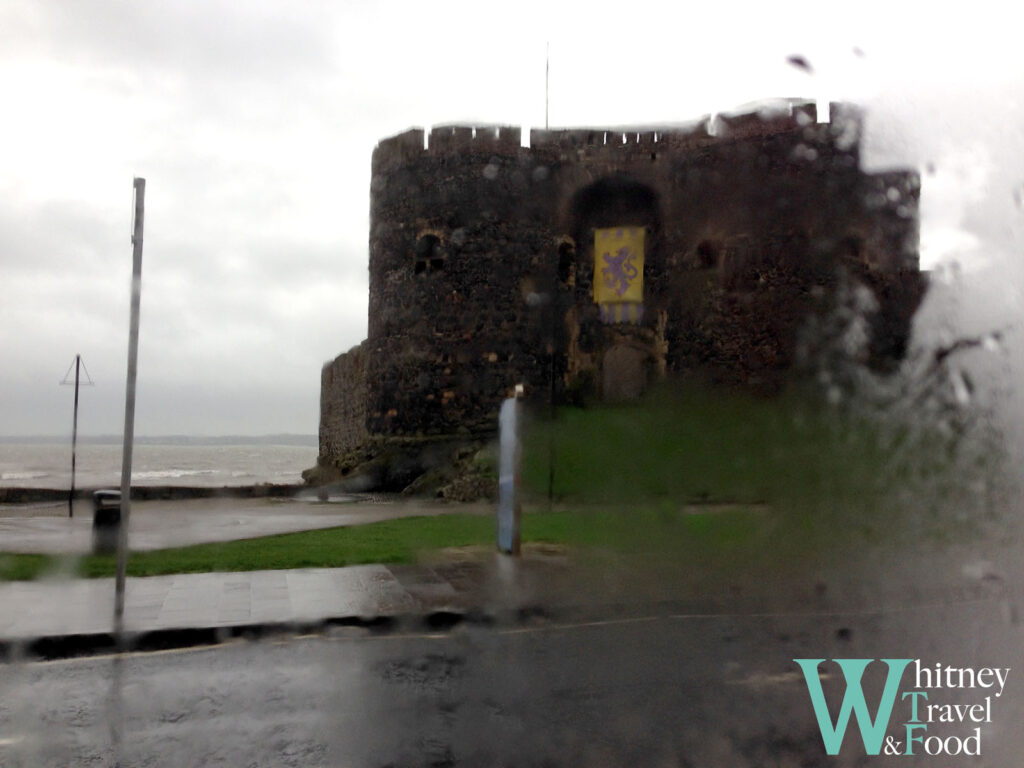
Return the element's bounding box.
[0,484,308,505]
[0,435,317,447]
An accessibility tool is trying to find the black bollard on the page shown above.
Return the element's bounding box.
[92,490,122,555]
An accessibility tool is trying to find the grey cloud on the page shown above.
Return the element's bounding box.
[0,201,124,274]
[20,0,334,83]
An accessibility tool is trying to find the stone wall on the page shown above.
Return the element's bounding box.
[319,341,369,459]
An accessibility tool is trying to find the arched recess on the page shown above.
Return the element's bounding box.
[560,175,664,402]
[568,176,661,256]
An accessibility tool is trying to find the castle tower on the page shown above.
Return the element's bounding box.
[315,102,924,481]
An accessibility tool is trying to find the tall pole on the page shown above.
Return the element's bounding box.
[61,355,92,516]
[69,355,80,518]
[114,177,145,638]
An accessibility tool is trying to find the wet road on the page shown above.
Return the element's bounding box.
[2,594,1021,767]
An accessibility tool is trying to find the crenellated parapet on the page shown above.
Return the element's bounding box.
[372,100,835,171]
[372,124,524,175]
[371,128,425,176]
[427,124,522,155]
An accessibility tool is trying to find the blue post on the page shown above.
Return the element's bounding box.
[497,387,523,554]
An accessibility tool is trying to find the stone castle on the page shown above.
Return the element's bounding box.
[312,101,924,486]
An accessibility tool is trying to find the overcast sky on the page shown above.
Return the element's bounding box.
[2,0,1022,437]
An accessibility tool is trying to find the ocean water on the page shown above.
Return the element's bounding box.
[0,440,318,489]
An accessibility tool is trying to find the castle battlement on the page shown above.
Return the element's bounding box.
[371,101,863,173]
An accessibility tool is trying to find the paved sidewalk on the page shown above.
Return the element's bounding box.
[0,564,488,641]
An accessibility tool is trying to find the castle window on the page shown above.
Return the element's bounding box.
[414,234,444,274]
[696,240,720,269]
[557,240,576,284]
[839,235,863,262]
[720,235,761,291]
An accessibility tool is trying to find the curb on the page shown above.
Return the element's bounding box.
[0,607,558,663]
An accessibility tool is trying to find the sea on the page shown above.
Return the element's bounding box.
[0,436,318,489]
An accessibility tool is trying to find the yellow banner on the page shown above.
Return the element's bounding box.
[594,226,644,304]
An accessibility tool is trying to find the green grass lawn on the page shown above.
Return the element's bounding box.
[523,384,888,504]
[521,382,986,544]
[0,505,770,583]
[0,514,493,583]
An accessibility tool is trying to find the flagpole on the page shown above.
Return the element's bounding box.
[545,42,550,130]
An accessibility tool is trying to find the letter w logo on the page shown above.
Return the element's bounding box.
[794,658,911,755]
